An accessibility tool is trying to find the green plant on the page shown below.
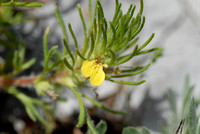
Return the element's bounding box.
[161,75,200,134]
[0,0,158,133]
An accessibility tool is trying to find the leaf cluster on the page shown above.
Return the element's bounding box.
[55,0,158,86]
[0,7,24,48]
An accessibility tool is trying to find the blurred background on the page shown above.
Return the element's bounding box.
[0,0,200,133]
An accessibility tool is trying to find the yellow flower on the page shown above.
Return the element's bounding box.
[81,60,105,86]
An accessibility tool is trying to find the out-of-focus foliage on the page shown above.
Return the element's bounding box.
[161,75,200,134]
[0,7,24,48]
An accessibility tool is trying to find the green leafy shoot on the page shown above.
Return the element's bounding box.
[7,86,49,128]
[1,0,42,7]
[110,63,151,78]
[107,79,146,86]
[40,27,58,79]
[161,75,200,134]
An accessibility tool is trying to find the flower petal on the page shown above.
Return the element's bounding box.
[81,60,96,77]
[90,64,105,86]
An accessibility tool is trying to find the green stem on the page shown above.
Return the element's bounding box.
[68,87,85,127]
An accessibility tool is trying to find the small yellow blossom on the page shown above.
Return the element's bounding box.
[81,60,105,86]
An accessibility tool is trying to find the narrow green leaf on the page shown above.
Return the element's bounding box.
[131,16,145,40]
[68,23,86,61]
[57,97,67,102]
[126,4,133,17]
[21,58,36,71]
[182,75,194,116]
[93,17,97,39]
[68,87,85,127]
[13,2,42,7]
[81,93,126,115]
[139,0,144,15]
[13,50,18,70]
[88,0,92,32]
[97,1,104,19]
[97,4,102,27]
[112,45,138,66]
[196,117,200,134]
[100,24,107,55]
[63,38,75,65]
[78,4,89,56]
[43,26,50,63]
[95,6,102,45]
[18,42,25,70]
[0,0,14,6]
[30,105,49,129]
[121,66,143,73]
[86,114,98,134]
[108,79,145,85]
[78,4,87,37]
[130,15,141,39]
[188,98,197,134]
[130,5,136,19]
[138,33,155,51]
[151,48,163,62]
[40,45,58,79]
[115,0,119,7]
[119,15,125,43]
[88,31,95,59]
[107,49,116,65]
[45,45,58,69]
[31,98,44,105]
[94,0,98,19]
[54,5,68,41]
[63,57,73,71]
[68,23,78,50]
[113,10,123,27]
[111,63,151,78]
[137,48,159,56]
[25,106,36,122]
[118,22,132,51]
[112,1,121,23]
[103,18,107,31]
[2,52,14,73]
[1,0,42,7]
[107,22,116,48]
[77,50,86,61]
[167,90,177,119]
[68,23,79,62]
[48,59,62,70]
[118,37,139,54]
